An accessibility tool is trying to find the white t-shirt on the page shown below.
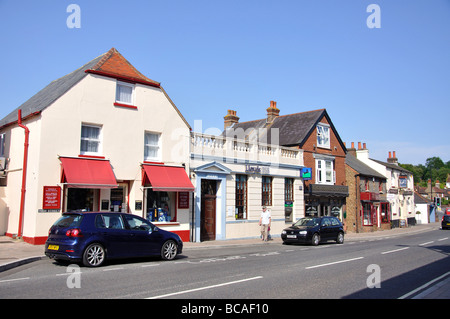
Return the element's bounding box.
[260,210,271,225]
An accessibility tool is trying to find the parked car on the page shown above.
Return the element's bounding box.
[445,208,450,215]
[45,212,183,267]
[442,215,450,230]
[281,216,344,245]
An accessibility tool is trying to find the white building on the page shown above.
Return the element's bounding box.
[0,48,193,244]
[356,149,415,227]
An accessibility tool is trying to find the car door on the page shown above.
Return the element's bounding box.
[329,217,342,240]
[319,218,332,240]
[122,214,161,256]
[96,214,131,258]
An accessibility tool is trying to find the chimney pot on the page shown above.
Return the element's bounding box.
[363,143,366,149]
[351,142,355,149]
[358,142,362,150]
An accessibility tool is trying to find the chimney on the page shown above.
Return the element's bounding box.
[224,109,239,130]
[347,142,357,157]
[387,151,398,165]
[266,100,280,123]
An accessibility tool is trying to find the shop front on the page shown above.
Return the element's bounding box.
[141,163,195,241]
[304,184,348,222]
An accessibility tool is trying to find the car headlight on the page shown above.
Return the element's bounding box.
[299,231,307,235]
[282,230,286,235]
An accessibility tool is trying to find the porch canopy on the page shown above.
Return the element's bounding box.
[142,163,194,192]
[60,156,118,189]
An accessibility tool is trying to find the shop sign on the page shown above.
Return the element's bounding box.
[42,186,61,211]
[178,192,189,209]
[399,175,408,188]
[245,165,269,174]
[301,167,312,180]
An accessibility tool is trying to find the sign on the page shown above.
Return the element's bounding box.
[301,167,312,180]
[43,186,61,210]
[178,192,189,209]
[399,175,408,188]
[245,165,269,174]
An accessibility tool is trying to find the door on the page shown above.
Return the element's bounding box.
[201,194,216,241]
[122,214,161,256]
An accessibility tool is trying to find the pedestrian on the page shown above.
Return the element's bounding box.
[259,206,271,242]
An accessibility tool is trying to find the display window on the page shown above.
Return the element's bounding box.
[145,189,177,222]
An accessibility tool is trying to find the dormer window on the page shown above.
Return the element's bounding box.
[317,123,330,148]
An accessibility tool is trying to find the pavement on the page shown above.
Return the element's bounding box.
[1,222,449,299]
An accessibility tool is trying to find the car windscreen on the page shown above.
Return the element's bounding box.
[294,217,320,227]
[53,214,83,228]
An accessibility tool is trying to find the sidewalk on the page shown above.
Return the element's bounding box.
[1,222,448,298]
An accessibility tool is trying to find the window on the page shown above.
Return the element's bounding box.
[123,214,153,232]
[363,203,373,226]
[285,178,294,201]
[116,81,134,105]
[262,176,272,206]
[144,132,161,161]
[317,124,330,148]
[381,202,390,223]
[235,175,247,219]
[95,214,125,229]
[316,159,334,184]
[0,133,5,157]
[80,124,101,155]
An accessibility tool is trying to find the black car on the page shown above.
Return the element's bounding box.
[281,216,344,245]
[442,215,450,230]
[45,212,183,267]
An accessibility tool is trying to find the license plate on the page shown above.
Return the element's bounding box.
[287,235,297,239]
[48,245,59,250]
[447,223,450,226]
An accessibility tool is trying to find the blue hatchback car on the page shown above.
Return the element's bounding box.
[45,212,183,267]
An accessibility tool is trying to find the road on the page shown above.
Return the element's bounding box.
[0,227,449,303]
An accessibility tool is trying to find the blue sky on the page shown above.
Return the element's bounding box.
[0,0,449,165]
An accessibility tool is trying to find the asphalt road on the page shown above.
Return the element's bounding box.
[0,227,449,302]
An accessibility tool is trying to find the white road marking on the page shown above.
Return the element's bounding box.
[381,247,410,255]
[0,277,30,283]
[419,241,434,246]
[305,257,364,269]
[398,270,450,299]
[147,276,263,299]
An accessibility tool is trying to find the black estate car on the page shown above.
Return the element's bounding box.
[281,216,344,245]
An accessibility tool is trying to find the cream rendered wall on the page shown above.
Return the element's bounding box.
[22,73,190,238]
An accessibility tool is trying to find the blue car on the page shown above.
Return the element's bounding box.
[45,212,183,267]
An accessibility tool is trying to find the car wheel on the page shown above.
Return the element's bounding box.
[336,232,344,244]
[83,243,105,267]
[311,233,320,246]
[161,240,178,260]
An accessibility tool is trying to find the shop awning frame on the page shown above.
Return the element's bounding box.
[141,163,194,192]
[59,156,119,189]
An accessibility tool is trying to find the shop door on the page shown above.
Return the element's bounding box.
[201,194,216,241]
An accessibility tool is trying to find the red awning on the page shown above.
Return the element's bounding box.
[142,164,194,192]
[60,157,118,189]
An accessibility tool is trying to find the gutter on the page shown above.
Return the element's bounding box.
[17,110,30,238]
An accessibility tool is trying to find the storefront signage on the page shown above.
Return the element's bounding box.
[178,192,189,209]
[399,175,408,188]
[43,186,61,210]
[245,165,269,174]
[301,167,312,180]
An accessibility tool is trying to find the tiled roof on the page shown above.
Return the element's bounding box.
[346,154,387,179]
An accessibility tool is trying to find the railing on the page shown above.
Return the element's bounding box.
[191,132,303,166]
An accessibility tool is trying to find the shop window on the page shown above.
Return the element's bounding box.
[80,124,102,155]
[116,81,134,105]
[381,202,390,223]
[262,176,272,206]
[235,174,247,219]
[363,203,372,226]
[317,124,330,148]
[146,189,175,222]
[144,132,161,161]
[67,188,97,212]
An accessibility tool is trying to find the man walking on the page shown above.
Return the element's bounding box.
[259,206,271,242]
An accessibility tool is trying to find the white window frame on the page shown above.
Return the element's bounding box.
[317,123,330,149]
[315,157,335,185]
[115,81,135,105]
[80,124,102,156]
[144,131,161,161]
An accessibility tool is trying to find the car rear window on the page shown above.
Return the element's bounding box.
[444,216,450,222]
[53,214,83,228]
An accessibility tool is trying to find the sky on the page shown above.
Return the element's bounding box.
[0,0,449,165]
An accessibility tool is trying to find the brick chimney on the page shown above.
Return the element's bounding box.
[387,151,398,165]
[224,109,239,129]
[266,100,280,123]
[347,142,357,157]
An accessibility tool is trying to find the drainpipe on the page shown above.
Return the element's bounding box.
[17,109,29,238]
